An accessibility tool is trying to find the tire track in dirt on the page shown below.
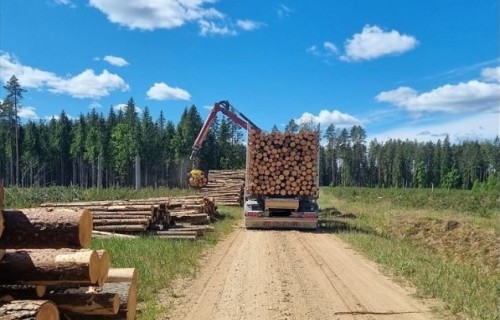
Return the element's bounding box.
[163,228,436,320]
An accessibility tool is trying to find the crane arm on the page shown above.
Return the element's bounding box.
[190,100,261,160]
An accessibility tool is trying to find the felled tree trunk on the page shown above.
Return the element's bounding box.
[0,249,99,285]
[0,208,92,249]
[0,299,59,320]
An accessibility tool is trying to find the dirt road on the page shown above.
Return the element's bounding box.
[164,227,435,319]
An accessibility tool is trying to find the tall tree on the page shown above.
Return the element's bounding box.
[3,75,26,186]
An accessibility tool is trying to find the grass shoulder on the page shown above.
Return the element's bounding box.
[318,186,499,320]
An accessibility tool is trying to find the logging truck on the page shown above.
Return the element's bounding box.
[191,100,319,230]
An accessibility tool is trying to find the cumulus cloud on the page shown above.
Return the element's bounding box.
[481,66,500,82]
[103,55,129,67]
[376,68,500,114]
[89,0,263,36]
[236,19,265,31]
[323,42,339,54]
[146,82,191,101]
[341,25,418,61]
[48,69,129,98]
[0,53,129,99]
[18,106,38,119]
[295,109,362,126]
[89,0,222,30]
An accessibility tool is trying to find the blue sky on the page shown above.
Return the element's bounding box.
[1,0,499,143]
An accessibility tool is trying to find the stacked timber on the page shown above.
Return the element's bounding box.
[41,196,217,234]
[41,200,170,234]
[197,169,246,206]
[0,204,138,319]
[247,130,319,197]
[168,196,217,225]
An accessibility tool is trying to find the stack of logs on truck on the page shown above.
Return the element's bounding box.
[40,196,217,240]
[0,196,138,320]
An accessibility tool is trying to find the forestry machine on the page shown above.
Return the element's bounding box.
[190,100,319,230]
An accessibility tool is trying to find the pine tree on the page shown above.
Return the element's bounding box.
[3,75,26,186]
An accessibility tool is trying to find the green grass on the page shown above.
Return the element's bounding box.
[319,187,500,320]
[91,206,242,320]
[3,186,195,209]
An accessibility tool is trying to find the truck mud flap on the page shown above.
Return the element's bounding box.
[245,217,318,230]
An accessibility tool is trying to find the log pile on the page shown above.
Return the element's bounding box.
[41,196,217,236]
[0,203,138,319]
[197,170,246,206]
[247,130,319,197]
[41,200,170,234]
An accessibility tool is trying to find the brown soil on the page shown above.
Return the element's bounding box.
[162,227,436,319]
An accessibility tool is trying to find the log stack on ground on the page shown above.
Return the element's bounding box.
[197,170,246,206]
[0,201,139,319]
[247,130,319,197]
[40,196,217,238]
[41,200,170,234]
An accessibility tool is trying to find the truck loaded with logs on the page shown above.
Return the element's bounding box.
[190,100,319,229]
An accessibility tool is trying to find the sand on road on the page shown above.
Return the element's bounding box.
[164,227,435,320]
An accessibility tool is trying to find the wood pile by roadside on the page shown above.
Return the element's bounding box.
[39,196,218,239]
[0,186,138,320]
[196,169,246,206]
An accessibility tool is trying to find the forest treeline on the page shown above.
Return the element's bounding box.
[1,76,499,190]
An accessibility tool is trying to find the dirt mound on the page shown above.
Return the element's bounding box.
[391,216,499,273]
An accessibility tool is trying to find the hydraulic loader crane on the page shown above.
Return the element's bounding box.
[189,100,261,161]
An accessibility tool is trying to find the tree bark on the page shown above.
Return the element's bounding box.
[0,208,92,249]
[0,249,99,285]
[0,299,59,320]
[47,291,119,315]
[0,285,46,299]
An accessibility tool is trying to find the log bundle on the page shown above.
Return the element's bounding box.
[197,170,246,206]
[0,202,139,319]
[247,130,319,197]
[41,196,217,235]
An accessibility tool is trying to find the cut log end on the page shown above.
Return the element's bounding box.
[0,300,60,320]
[79,209,93,248]
[97,250,110,287]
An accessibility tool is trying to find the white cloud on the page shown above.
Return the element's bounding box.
[113,103,142,114]
[341,25,418,62]
[89,101,102,109]
[146,82,191,101]
[0,53,129,99]
[371,111,499,143]
[481,66,500,82]
[376,77,500,114]
[48,69,129,99]
[0,52,59,88]
[18,106,38,119]
[53,0,75,7]
[199,20,236,36]
[236,19,264,31]
[323,42,339,54]
[307,42,339,61]
[295,109,362,126]
[103,55,129,67]
[277,4,292,18]
[89,0,227,32]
